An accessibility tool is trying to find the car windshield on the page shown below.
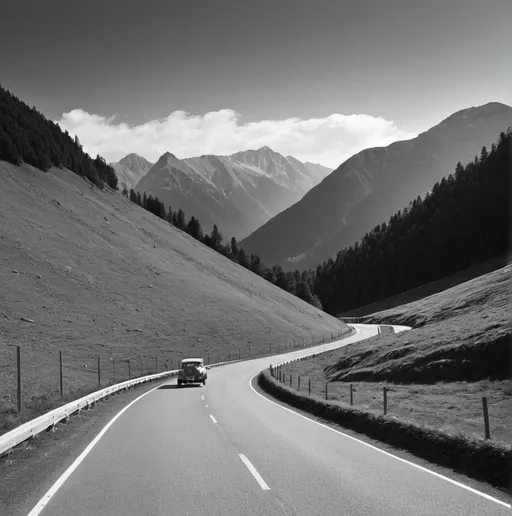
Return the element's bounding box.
[183,362,201,368]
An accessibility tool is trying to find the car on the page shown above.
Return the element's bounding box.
[177,358,207,386]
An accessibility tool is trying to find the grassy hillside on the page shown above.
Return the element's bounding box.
[0,161,348,426]
[337,254,508,317]
[330,264,510,383]
[280,265,511,444]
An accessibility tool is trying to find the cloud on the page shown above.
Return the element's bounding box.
[56,108,417,168]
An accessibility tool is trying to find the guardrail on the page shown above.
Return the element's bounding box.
[0,369,179,458]
[0,326,357,458]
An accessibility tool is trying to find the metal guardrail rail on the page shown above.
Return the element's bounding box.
[0,326,367,458]
[0,369,179,457]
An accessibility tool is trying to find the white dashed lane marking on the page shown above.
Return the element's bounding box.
[209,414,217,424]
[239,454,271,491]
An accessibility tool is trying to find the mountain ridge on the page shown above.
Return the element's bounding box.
[240,102,512,269]
[110,153,154,191]
[134,147,332,239]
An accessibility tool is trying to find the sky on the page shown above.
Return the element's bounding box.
[1,0,510,168]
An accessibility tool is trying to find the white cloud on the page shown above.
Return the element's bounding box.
[56,108,417,168]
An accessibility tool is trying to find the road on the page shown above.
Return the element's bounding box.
[27,324,511,516]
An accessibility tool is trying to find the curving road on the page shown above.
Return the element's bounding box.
[27,324,511,516]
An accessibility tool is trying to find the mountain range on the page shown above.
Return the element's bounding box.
[132,147,331,239]
[110,153,154,191]
[240,102,512,270]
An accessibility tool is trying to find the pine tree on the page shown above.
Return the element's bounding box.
[230,237,239,258]
[175,209,186,230]
[210,225,222,250]
[186,216,204,240]
[238,248,249,268]
[166,206,173,223]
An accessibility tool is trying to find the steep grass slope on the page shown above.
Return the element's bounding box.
[328,265,511,383]
[0,161,347,410]
[338,254,508,317]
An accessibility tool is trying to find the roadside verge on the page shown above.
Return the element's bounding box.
[257,368,511,489]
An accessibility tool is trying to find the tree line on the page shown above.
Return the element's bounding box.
[313,129,511,314]
[121,187,323,309]
[123,129,509,315]
[0,84,118,189]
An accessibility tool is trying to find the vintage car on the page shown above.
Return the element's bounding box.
[177,358,207,386]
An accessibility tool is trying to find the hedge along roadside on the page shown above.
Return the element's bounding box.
[0,369,179,458]
[257,368,511,489]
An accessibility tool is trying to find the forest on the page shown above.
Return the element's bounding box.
[126,129,510,314]
[128,129,510,315]
[0,85,118,189]
[313,129,510,314]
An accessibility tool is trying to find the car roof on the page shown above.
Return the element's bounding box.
[182,358,203,362]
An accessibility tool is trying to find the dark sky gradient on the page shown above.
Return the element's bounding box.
[1,0,510,133]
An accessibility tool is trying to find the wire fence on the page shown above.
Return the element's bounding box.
[0,329,349,419]
[270,362,503,442]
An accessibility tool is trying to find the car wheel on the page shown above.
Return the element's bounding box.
[202,378,206,385]
[177,380,182,386]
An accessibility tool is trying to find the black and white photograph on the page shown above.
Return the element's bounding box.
[0,1,511,515]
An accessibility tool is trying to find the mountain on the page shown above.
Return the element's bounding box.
[240,102,512,270]
[110,153,154,191]
[134,147,331,239]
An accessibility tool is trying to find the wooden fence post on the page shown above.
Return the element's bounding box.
[97,355,101,387]
[59,350,63,397]
[17,346,22,413]
[482,397,491,439]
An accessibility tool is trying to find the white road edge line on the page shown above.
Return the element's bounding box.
[209,414,217,424]
[239,453,271,491]
[26,383,164,516]
[249,372,511,509]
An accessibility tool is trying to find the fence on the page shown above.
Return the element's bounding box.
[338,317,364,323]
[270,360,502,442]
[0,329,350,428]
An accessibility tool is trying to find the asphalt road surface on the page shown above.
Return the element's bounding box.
[27,324,511,516]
